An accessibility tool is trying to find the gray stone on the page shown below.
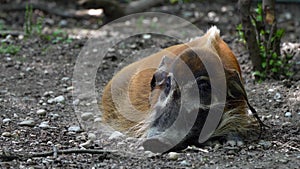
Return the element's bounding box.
[19,119,35,127]
[94,117,102,123]
[167,152,179,160]
[53,95,65,103]
[180,160,190,166]
[258,140,272,149]
[61,77,70,81]
[80,140,92,148]
[274,92,281,100]
[81,112,94,121]
[88,133,97,141]
[68,125,81,132]
[39,121,50,129]
[36,109,47,116]
[2,118,11,123]
[43,91,54,97]
[142,34,151,39]
[285,112,292,117]
[2,132,11,137]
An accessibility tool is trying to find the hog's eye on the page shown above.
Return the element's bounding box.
[150,76,156,90]
[164,76,171,94]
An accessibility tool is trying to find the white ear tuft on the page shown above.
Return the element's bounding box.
[206,26,220,45]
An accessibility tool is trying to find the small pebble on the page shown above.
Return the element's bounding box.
[68,125,81,132]
[248,145,255,150]
[144,150,156,158]
[19,119,35,127]
[226,140,236,147]
[109,131,124,140]
[81,112,94,121]
[26,159,32,163]
[137,146,144,151]
[237,140,244,146]
[167,152,179,160]
[59,20,68,27]
[47,98,54,104]
[180,160,190,166]
[3,118,11,123]
[258,140,272,149]
[25,67,33,72]
[143,34,151,39]
[274,92,281,100]
[94,117,102,122]
[5,56,11,61]
[79,140,92,148]
[282,122,291,126]
[66,86,74,91]
[108,48,115,52]
[268,88,275,92]
[43,91,54,97]
[265,114,272,119]
[73,99,79,105]
[49,113,60,120]
[61,77,70,81]
[117,141,126,146]
[283,12,292,20]
[53,95,65,103]
[88,133,97,141]
[39,121,50,129]
[125,137,135,142]
[36,109,47,116]
[284,112,292,117]
[11,131,20,138]
[2,132,11,137]
[278,158,289,164]
[129,44,137,49]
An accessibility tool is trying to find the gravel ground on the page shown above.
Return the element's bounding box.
[0,1,299,168]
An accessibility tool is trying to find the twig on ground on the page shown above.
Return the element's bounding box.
[0,148,123,161]
[0,2,103,19]
[272,141,300,152]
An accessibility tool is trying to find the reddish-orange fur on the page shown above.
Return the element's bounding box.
[101,27,248,135]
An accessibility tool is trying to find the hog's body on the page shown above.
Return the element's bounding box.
[101,26,263,152]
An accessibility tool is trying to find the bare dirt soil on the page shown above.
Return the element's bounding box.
[0,1,299,168]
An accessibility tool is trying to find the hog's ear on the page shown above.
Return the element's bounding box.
[226,69,247,100]
[226,68,268,131]
[157,55,174,71]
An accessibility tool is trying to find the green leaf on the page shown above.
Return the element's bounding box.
[252,71,266,79]
[262,62,267,68]
[170,0,178,3]
[276,29,285,38]
[272,52,278,59]
[286,71,294,77]
[271,68,278,72]
[276,60,282,65]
